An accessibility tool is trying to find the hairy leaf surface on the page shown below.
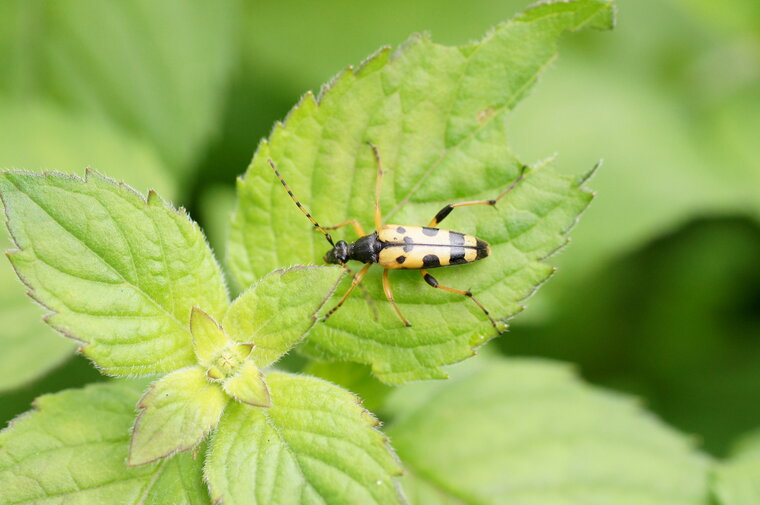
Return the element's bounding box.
[229,0,613,384]
[221,360,270,407]
[0,98,176,391]
[304,361,392,414]
[191,307,230,367]
[206,372,403,505]
[223,266,343,368]
[0,171,229,375]
[129,367,228,466]
[0,255,75,392]
[0,380,210,505]
[387,357,711,505]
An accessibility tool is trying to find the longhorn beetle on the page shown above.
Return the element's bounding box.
[269,142,525,332]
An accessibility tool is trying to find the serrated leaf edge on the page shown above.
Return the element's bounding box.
[128,366,229,467]
[0,169,231,375]
[225,265,345,368]
[203,371,406,505]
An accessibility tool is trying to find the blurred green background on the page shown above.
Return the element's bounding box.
[1,0,758,457]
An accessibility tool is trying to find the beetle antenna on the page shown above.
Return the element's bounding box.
[268,159,334,246]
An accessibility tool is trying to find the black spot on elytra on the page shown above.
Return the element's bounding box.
[422,227,439,236]
[396,226,406,234]
[422,254,441,268]
[396,255,406,264]
[450,247,467,264]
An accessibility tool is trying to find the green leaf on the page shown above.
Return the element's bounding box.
[386,357,711,505]
[229,0,612,384]
[0,97,178,391]
[0,380,211,505]
[0,0,239,173]
[222,359,271,408]
[189,307,260,384]
[0,171,229,375]
[223,266,344,368]
[712,430,760,505]
[191,307,231,367]
[129,367,228,466]
[505,0,760,303]
[206,371,403,505]
[0,258,75,392]
[304,361,393,414]
[507,217,760,455]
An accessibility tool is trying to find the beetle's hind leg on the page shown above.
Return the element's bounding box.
[420,269,504,333]
[427,165,527,227]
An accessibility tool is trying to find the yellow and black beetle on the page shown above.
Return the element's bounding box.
[269,142,525,332]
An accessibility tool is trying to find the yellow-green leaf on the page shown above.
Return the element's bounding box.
[0,171,229,375]
[712,430,760,505]
[0,380,211,505]
[191,307,231,367]
[129,367,228,466]
[0,97,177,391]
[223,266,343,368]
[387,357,712,505]
[222,360,271,408]
[1,0,239,173]
[206,372,403,505]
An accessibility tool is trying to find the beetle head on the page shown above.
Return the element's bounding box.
[324,240,349,265]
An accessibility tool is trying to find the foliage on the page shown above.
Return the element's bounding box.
[0,380,211,505]
[0,99,176,392]
[713,431,760,505]
[1,0,759,504]
[229,1,611,384]
[503,217,760,456]
[387,357,711,505]
[0,169,396,504]
[0,0,238,175]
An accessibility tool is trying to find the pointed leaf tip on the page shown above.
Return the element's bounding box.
[191,306,230,367]
[222,360,271,408]
[0,380,210,503]
[223,266,344,368]
[0,171,229,375]
[129,367,228,466]
[207,372,404,504]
